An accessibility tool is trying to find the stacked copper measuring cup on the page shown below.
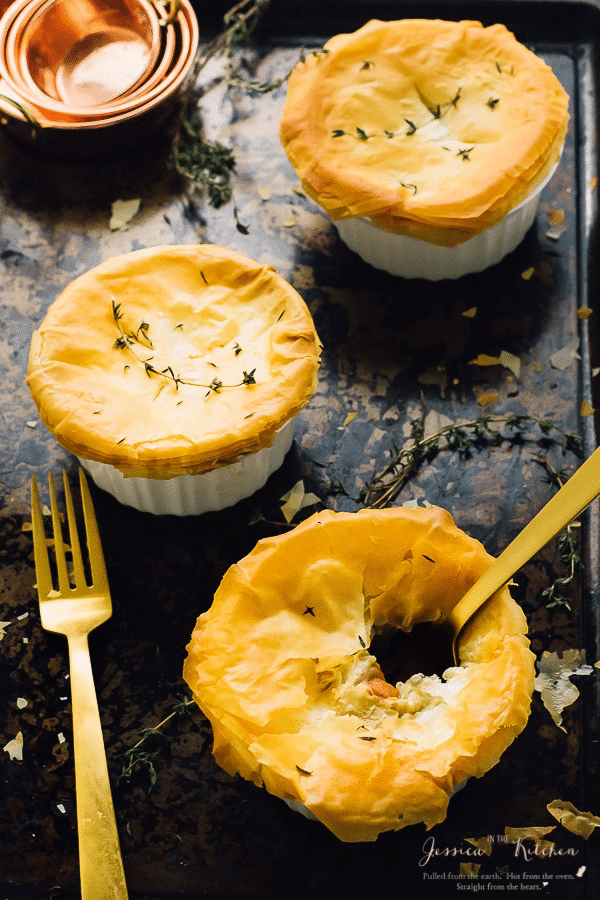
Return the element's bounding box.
[0,0,199,157]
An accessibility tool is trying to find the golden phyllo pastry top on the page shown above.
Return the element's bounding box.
[27,244,321,477]
[184,506,535,842]
[280,19,570,245]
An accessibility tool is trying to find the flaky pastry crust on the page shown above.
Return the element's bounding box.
[280,19,569,246]
[26,244,321,477]
[184,506,535,842]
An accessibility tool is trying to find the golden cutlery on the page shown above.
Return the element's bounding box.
[449,445,600,664]
[31,469,128,900]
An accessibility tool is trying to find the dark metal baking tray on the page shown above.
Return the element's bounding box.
[1,1,600,897]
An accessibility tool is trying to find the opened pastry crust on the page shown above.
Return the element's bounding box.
[280,19,569,245]
[27,244,321,477]
[184,506,535,842]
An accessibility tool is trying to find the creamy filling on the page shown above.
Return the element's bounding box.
[312,648,472,725]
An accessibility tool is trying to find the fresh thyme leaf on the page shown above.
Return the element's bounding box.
[118,697,195,794]
[234,205,250,234]
[112,301,259,394]
[562,431,583,457]
[363,403,583,617]
[363,408,582,509]
[332,129,347,138]
[355,127,369,141]
[405,119,417,135]
[328,480,349,496]
[191,0,271,78]
[222,0,270,50]
[225,62,289,96]
[169,116,236,208]
[487,97,500,109]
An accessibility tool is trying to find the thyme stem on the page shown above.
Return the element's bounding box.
[362,405,582,509]
[112,300,257,394]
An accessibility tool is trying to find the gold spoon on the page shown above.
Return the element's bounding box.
[448,444,600,664]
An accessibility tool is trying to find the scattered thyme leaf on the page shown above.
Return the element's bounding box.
[363,406,583,509]
[119,698,194,793]
[225,62,289,96]
[112,301,258,394]
[169,116,236,208]
[234,205,250,234]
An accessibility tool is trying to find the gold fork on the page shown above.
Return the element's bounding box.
[31,469,128,900]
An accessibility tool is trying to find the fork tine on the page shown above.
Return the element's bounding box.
[78,468,108,590]
[48,471,71,595]
[31,475,53,600]
[62,470,87,590]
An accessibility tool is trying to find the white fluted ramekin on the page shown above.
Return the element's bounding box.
[79,418,296,516]
[335,162,560,281]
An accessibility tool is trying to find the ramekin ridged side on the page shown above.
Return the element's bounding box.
[79,418,296,516]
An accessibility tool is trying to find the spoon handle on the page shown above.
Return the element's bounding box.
[448,444,600,635]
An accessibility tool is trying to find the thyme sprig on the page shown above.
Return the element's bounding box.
[191,0,271,75]
[112,300,257,394]
[225,62,290,96]
[533,456,582,612]
[362,407,583,510]
[361,404,584,616]
[118,698,195,792]
[168,1,272,222]
[169,119,236,209]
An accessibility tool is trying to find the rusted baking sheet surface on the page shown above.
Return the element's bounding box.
[0,1,599,898]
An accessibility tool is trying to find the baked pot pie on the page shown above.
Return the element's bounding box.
[279,18,570,279]
[26,244,321,515]
[184,506,535,842]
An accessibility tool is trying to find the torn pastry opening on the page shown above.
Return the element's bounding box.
[184,505,536,842]
[368,620,456,684]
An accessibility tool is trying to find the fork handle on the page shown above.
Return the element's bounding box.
[68,633,128,900]
[449,443,600,641]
